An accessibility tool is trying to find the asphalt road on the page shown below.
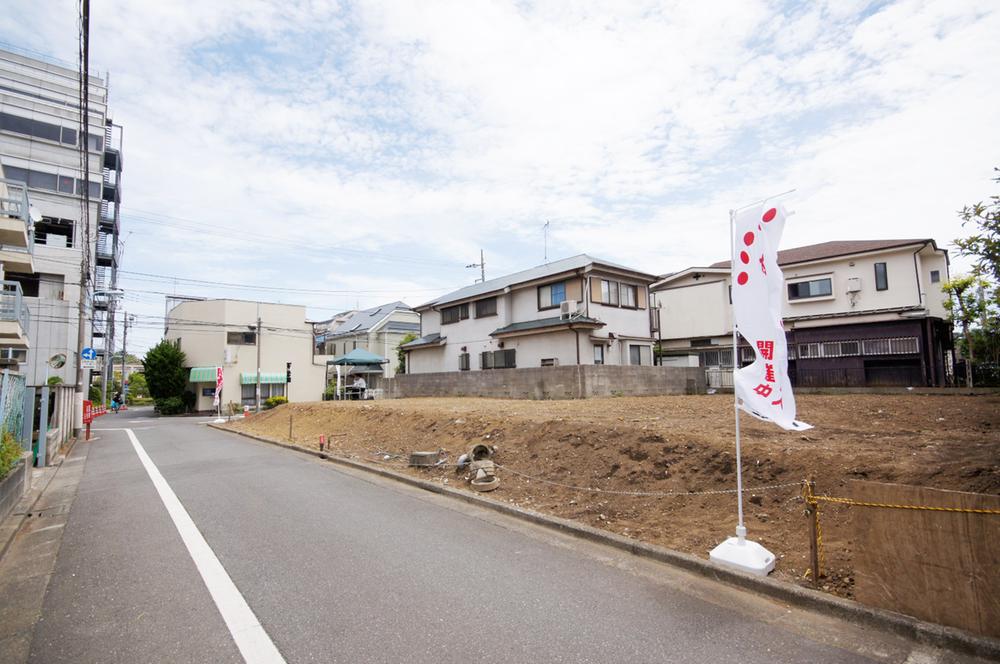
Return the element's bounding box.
[22,408,966,663]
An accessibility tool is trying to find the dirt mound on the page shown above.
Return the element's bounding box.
[226,394,1000,598]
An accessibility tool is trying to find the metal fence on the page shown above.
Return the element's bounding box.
[705,368,734,389]
[0,370,26,441]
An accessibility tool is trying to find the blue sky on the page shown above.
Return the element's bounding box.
[3,0,999,353]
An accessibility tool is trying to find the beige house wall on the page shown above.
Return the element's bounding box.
[653,242,950,345]
[166,299,327,411]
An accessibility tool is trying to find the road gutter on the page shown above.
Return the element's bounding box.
[210,423,1000,661]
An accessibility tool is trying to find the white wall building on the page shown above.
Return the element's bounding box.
[403,255,657,373]
[0,47,123,389]
[314,301,419,379]
[651,239,953,387]
[165,299,329,411]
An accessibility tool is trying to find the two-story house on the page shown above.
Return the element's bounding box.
[402,255,657,373]
[315,301,420,379]
[651,239,952,387]
[166,298,328,411]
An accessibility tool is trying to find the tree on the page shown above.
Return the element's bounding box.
[396,333,417,374]
[942,275,987,387]
[955,167,1000,284]
[143,340,187,401]
[950,168,1000,387]
[126,372,149,400]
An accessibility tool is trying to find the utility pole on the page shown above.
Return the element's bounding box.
[466,249,485,283]
[121,311,132,393]
[73,0,91,437]
[255,314,262,412]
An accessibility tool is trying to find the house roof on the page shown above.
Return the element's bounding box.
[400,332,445,349]
[707,239,936,269]
[490,315,604,337]
[417,254,656,310]
[323,301,413,339]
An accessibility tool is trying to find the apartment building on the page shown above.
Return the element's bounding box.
[403,255,657,373]
[652,239,952,387]
[0,47,123,388]
[165,299,328,411]
[313,301,419,379]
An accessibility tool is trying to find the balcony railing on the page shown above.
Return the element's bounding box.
[0,281,31,332]
[0,178,35,255]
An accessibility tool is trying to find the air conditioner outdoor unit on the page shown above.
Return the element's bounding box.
[846,277,861,293]
[560,299,578,319]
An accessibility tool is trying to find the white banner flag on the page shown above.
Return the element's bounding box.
[732,204,811,431]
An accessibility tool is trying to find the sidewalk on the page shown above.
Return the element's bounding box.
[0,437,91,662]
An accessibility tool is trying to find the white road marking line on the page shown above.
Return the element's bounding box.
[125,428,285,664]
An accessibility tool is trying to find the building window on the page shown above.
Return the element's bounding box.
[874,263,888,291]
[0,111,76,145]
[458,353,470,371]
[227,331,256,345]
[787,278,833,301]
[441,303,469,324]
[474,297,497,318]
[594,345,604,365]
[598,279,620,306]
[620,284,637,308]
[930,270,940,283]
[35,217,74,248]
[480,349,516,369]
[538,282,566,310]
[628,345,651,365]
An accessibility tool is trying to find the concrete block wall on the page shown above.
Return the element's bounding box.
[386,365,705,400]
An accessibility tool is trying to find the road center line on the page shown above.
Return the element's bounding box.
[125,428,285,664]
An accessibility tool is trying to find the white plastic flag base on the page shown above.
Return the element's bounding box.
[709,536,776,577]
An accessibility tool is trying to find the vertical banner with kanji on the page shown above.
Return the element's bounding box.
[732,204,812,431]
[214,366,223,408]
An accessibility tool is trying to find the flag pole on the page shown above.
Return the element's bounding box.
[730,209,746,544]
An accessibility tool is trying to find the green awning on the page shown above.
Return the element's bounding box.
[240,372,287,385]
[189,367,219,382]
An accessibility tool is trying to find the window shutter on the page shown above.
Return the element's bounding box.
[590,277,602,303]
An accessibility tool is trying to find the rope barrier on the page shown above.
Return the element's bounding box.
[810,495,1000,515]
[493,464,802,498]
[368,450,802,498]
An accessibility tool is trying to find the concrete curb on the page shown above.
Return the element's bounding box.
[210,423,1000,661]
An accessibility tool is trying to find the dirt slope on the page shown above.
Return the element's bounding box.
[224,394,1000,597]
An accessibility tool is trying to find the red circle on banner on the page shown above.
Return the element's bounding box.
[763,208,777,222]
[739,251,750,264]
[743,231,755,246]
[737,272,749,285]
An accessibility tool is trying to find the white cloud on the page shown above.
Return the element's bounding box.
[3,0,998,352]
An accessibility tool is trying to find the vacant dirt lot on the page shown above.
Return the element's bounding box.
[224,394,1000,597]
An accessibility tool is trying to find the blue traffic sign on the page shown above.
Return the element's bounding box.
[81,347,96,360]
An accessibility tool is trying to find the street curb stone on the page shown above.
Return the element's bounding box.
[210,423,1000,661]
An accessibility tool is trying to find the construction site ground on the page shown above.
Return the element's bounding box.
[223,394,1000,599]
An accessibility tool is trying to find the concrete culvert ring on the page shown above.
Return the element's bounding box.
[469,444,492,461]
[470,477,499,492]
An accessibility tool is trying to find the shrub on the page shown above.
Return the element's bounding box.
[143,340,188,401]
[155,396,185,415]
[0,430,22,480]
[88,385,101,402]
[263,396,288,410]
